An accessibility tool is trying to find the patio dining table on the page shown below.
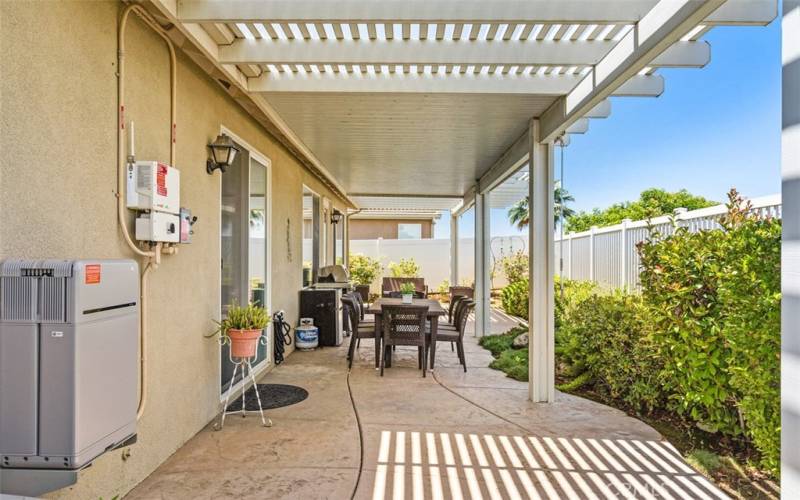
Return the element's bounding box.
[365,297,447,369]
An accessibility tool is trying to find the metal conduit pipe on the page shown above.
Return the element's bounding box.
[118,3,178,421]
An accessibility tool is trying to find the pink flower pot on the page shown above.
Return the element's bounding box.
[228,328,262,358]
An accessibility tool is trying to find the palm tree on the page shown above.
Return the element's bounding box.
[507,184,575,230]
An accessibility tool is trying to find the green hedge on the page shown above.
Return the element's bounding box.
[500,279,528,318]
[497,191,781,474]
[557,293,663,413]
[638,190,781,473]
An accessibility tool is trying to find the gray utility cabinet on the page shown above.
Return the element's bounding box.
[0,259,139,472]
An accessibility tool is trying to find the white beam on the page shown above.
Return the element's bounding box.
[474,192,491,338]
[220,38,614,66]
[613,74,665,96]
[565,118,589,134]
[651,40,710,67]
[585,99,612,118]
[540,0,726,142]
[249,72,582,94]
[450,214,459,286]
[178,0,777,25]
[220,37,708,69]
[528,119,555,403]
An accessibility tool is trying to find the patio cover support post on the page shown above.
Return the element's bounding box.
[450,213,459,287]
[782,0,800,495]
[528,119,555,403]
[474,192,491,337]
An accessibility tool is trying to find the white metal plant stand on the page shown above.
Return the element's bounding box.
[214,335,272,430]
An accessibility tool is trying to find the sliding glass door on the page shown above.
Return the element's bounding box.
[220,141,269,392]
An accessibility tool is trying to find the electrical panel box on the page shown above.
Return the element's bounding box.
[126,161,180,215]
[0,259,138,473]
[136,212,180,243]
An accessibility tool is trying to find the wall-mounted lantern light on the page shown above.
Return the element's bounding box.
[330,209,344,225]
[206,134,239,174]
[331,209,344,263]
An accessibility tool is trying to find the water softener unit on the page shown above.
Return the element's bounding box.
[0,260,138,492]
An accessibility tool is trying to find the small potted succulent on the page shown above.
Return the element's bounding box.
[209,302,271,358]
[399,282,416,304]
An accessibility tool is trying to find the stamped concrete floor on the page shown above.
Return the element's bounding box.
[127,312,728,500]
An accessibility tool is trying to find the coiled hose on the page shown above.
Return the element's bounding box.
[273,311,292,365]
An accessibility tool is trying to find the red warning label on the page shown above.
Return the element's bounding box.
[156,163,168,197]
[85,264,101,284]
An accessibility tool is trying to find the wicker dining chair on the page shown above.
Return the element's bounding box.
[342,295,379,368]
[380,305,429,377]
[431,299,474,372]
[447,295,466,324]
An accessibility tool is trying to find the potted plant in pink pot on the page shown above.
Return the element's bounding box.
[209,303,270,358]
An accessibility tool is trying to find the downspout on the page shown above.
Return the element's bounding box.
[118,3,177,420]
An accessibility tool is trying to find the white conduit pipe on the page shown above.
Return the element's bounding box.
[118,3,177,420]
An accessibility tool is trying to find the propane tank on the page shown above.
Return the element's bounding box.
[295,318,319,350]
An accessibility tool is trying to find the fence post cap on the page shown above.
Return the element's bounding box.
[673,207,688,215]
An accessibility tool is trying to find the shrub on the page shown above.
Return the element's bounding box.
[638,189,781,472]
[498,251,529,284]
[489,348,529,381]
[348,254,382,286]
[554,277,597,329]
[557,292,663,412]
[388,258,421,277]
[500,279,528,318]
[500,277,596,327]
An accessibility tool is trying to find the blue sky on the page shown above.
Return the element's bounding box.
[437,19,782,238]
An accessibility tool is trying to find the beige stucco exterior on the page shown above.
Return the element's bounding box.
[0,1,349,498]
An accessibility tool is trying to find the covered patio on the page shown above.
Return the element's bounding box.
[153,0,777,402]
[0,0,791,498]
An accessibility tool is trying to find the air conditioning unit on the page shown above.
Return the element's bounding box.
[0,259,139,477]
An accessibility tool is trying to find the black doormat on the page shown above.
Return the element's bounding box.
[226,384,309,412]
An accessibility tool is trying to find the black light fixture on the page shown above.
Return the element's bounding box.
[206,133,239,174]
[331,209,344,263]
[330,209,344,225]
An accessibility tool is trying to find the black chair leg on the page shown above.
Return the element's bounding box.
[422,345,427,377]
[418,346,423,369]
[457,341,467,372]
[451,342,454,352]
[380,343,385,376]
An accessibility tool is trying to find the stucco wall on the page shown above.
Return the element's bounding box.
[0,1,348,498]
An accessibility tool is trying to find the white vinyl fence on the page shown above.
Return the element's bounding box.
[346,194,781,293]
[349,235,528,294]
[554,194,782,289]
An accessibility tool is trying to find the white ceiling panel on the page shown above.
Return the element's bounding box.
[261,92,556,196]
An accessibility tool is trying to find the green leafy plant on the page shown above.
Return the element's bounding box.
[207,302,270,339]
[436,280,450,295]
[638,189,780,473]
[388,258,421,277]
[556,292,664,413]
[348,253,382,286]
[399,282,416,295]
[500,279,528,318]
